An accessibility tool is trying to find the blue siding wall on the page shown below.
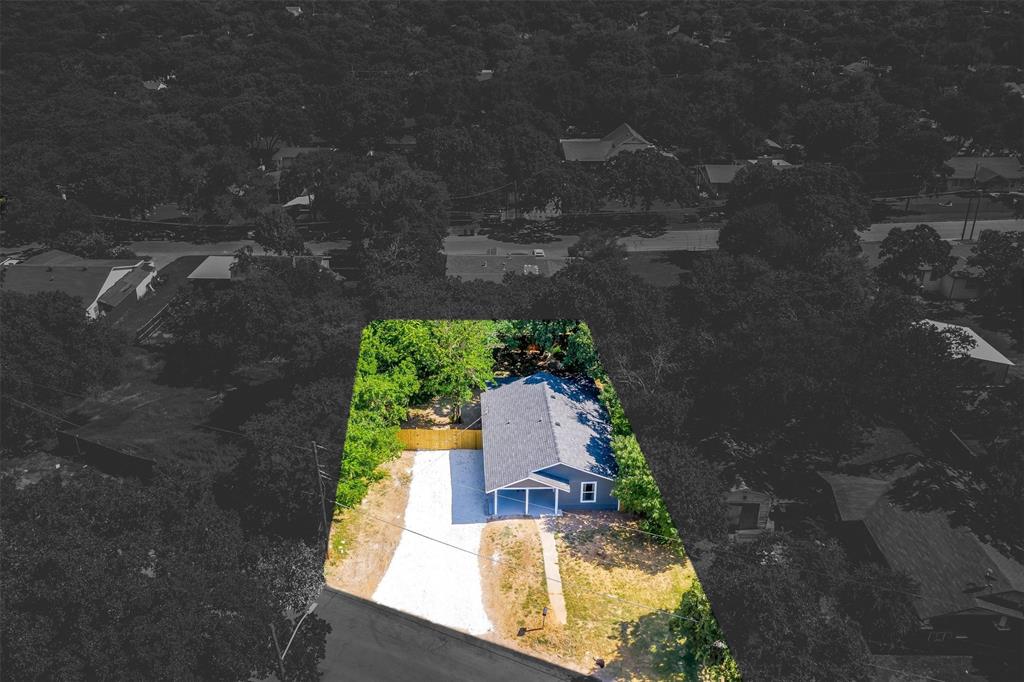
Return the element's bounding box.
[535,463,617,510]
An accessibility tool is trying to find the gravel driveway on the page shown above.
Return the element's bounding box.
[372,449,494,635]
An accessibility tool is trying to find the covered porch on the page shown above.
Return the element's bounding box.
[487,480,567,518]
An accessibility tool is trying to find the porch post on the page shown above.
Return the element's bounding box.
[493,490,498,515]
[554,488,559,516]
[525,488,530,515]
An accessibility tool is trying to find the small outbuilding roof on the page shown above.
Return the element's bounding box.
[919,320,1015,366]
[481,372,615,492]
[187,255,237,280]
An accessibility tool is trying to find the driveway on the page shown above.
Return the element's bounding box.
[372,449,494,635]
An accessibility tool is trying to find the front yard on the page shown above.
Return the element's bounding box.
[480,512,697,680]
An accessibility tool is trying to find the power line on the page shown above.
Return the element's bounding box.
[15,378,1005,614]
[330,496,705,631]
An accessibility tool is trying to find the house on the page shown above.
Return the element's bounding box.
[915,243,985,300]
[476,69,494,82]
[722,480,774,541]
[820,472,1024,643]
[1,250,153,318]
[559,123,655,162]
[481,372,617,516]
[944,156,1024,191]
[919,320,1015,384]
[697,163,749,198]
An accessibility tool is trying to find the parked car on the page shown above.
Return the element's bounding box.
[533,249,546,257]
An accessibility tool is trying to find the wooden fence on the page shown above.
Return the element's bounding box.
[398,429,482,450]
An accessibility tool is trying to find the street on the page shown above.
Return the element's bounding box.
[315,587,591,682]
[120,217,1024,272]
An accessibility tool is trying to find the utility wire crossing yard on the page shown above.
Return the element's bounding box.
[372,450,495,635]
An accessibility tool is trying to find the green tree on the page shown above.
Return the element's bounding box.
[417,320,497,423]
[672,580,742,682]
[876,224,956,288]
[612,433,680,541]
[0,291,126,450]
[0,470,329,681]
[254,207,306,256]
[602,149,695,210]
[720,164,870,266]
[336,157,450,279]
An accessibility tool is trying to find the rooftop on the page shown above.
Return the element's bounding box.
[919,319,1015,366]
[822,472,1024,620]
[187,255,237,280]
[560,123,655,162]
[945,156,1024,181]
[481,372,615,492]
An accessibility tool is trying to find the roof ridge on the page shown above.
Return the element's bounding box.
[538,374,562,466]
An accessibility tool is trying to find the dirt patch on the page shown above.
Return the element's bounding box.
[324,452,414,599]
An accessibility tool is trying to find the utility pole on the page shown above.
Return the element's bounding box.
[969,191,983,240]
[312,441,329,535]
[961,192,974,240]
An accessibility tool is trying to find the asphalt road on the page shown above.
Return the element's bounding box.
[315,587,592,682]
[130,239,352,270]
[124,217,1024,271]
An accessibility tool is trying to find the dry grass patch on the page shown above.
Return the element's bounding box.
[479,519,583,670]
[324,451,414,598]
[554,512,696,680]
[479,512,696,680]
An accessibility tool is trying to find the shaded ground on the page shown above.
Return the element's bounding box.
[60,348,230,475]
[624,250,710,288]
[326,452,414,599]
[479,511,694,680]
[402,392,482,429]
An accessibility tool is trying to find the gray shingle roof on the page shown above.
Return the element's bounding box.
[481,372,615,491]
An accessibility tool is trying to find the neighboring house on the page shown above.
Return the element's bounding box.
[697,163,749,198]
[187,254,333,284]
[481,372,617,516]
[915,247,986,301]
[944,156,1024,191]
[445,254,567,283]
[1,250,153,318]
[559,123,656,162]
[476,69,494,82]
[285,5,302,17]
[270,146,332,173]
[722,480,774,541]
[919,319,1015,384]
[820,472,1024,644]
[142,79,168,91]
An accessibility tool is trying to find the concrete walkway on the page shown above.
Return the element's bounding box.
[535,518,568,626]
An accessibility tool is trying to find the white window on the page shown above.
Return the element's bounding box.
[581,481,597,503]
